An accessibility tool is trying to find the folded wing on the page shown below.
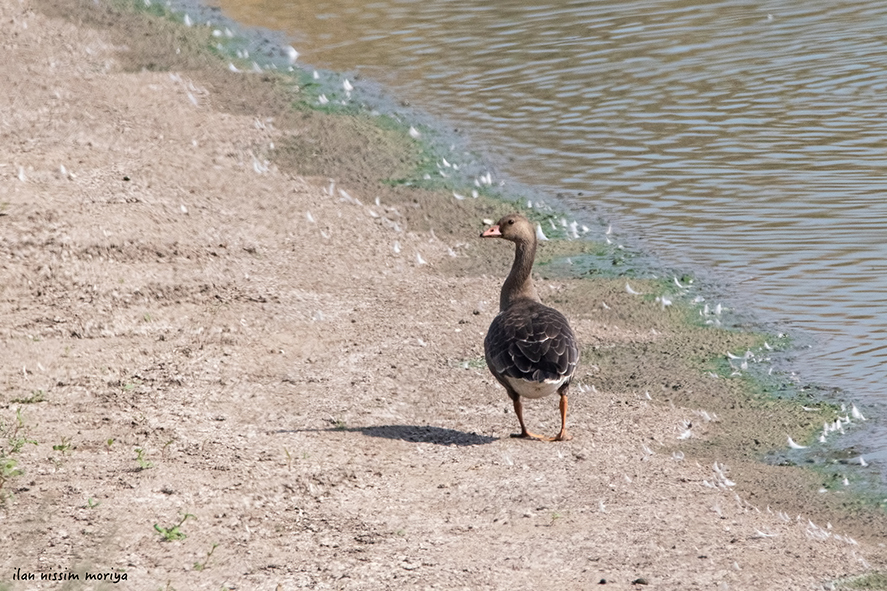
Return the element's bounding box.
[485,300,579,386]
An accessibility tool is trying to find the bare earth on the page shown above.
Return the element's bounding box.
[1,0,885,589]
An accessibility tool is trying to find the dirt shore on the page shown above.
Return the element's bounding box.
[1,0,885,588]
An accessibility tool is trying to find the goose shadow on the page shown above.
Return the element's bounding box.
[357,424,497,446]
[275,424,497,446]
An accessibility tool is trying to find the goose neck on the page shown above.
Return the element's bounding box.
[500,239,540,310]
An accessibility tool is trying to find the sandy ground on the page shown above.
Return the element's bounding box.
[1,0,886,589]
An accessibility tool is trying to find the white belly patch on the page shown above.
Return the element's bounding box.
[503,375,566,399]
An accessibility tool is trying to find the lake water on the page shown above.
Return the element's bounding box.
[209,0,887,463]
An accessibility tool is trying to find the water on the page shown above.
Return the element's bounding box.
[212,0,887,460]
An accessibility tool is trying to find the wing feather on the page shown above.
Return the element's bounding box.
[484,300,579,387]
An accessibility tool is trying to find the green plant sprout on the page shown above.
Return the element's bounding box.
[0,409,38,498]
[52,437,73,455]
[154,514,195,542]
[193,543,219,570]
[134,448,154,470]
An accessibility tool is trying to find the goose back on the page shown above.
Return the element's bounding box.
[485,298,579,399]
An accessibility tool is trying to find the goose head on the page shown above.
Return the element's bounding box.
[480,213,535,244]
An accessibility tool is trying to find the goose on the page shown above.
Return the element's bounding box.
[481,213,579,441]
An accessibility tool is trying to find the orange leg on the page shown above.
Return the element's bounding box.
[553,393,572,441]
[509,397,552,441]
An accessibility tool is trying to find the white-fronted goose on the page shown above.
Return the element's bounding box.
[481,213,579,441]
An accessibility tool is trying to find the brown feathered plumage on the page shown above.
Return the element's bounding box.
[481,213,579,441]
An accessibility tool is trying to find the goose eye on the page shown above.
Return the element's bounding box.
[507,219,515,225]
